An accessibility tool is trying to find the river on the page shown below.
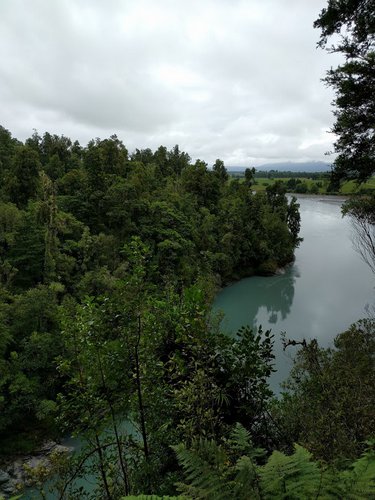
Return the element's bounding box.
[214,195,374,392]
[22,195,374,498]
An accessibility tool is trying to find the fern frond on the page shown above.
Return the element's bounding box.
[260,444,321,499]
[229,423,266,463]
[233,455,261,499]
[122,496,188,499]
[314,466,344,499]
[230,423,253,453]
[173,439,230,499]
[340,445,375,499]
[174,481,208,499]
[172,437,375,500]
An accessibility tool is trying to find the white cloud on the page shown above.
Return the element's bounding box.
[0,0,341,165]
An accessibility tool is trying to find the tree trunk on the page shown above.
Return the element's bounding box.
[135,314,149,459]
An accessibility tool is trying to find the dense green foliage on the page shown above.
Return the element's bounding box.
[172,424,375,499]
[0,125,302,497]
[50,278,276,497]
[0,1,372,497]
[274,319,375,462]
[0,122,374,498]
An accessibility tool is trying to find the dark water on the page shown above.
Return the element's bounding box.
[214,195,374,391]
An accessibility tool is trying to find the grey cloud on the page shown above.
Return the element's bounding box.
[0,0,338,165]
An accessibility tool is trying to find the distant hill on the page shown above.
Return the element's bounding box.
[228,161,331,173]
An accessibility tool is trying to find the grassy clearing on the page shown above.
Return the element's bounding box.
[340,177,375,194]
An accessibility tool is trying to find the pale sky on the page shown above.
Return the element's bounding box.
[0,0,341,166]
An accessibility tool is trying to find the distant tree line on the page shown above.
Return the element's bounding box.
[254,170,329,180]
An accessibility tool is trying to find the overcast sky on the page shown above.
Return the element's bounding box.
[0,0,341,166]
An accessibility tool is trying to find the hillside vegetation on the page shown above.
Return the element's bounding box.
[0,125,374,498]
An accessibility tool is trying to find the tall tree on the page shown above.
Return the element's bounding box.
[0,126,20,178]
[6,145,41,208]
[244,167,255,188]
[315,1,375,273]
[212,159,228,184]
[314,0,375,183]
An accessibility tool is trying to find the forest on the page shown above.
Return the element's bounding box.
[0,124,373,499]
[0,0,375,497]
[0,124,300,490]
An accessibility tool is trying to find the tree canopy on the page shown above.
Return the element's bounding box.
[314,0,375,183]
[0,125,305,498]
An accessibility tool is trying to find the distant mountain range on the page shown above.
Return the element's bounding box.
[227,161,331,173]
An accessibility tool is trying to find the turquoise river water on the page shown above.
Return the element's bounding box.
[214,194,374,391]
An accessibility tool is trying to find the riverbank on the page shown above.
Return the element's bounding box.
[0,441,73,498]
[217,252,297,291]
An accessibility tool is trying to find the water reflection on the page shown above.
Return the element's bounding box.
[259,267,298,325]
[214,195,375,393]
[215,264,297,336]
